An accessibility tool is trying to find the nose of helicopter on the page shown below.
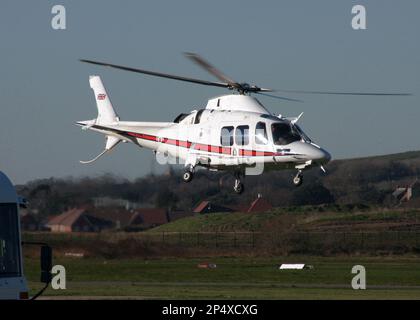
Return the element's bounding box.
[290,142,331,164]
[307,144,331,164]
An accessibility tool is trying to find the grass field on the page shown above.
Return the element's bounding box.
[21,207,420,299]
[150,208,420,233]
[24,256,420,300]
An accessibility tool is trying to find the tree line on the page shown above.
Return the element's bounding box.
[16,151,420,219]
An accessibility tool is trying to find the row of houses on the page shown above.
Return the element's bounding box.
[21,195,273,233]
[22,207,173,233]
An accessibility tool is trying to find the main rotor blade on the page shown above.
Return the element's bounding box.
[79,59,230,89]
[256,92,303,103]
[274,89,411,96]
[184,52,239,87]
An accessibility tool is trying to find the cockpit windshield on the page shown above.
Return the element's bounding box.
[293,124,312,143]
[271,122,301,145]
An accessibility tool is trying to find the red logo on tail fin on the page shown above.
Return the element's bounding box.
[97,94,106,100]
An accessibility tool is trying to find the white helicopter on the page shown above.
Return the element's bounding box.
[77,53,409,194]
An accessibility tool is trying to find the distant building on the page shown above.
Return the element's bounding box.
[193,194,273,214]
[393,179,418,204]
[393,187,412,202]
[247,194,273,213]
[88,208,135,229]
[193,201,233,214]
[46,208,113,233]
[129,208,169,227]
[20,213,40,231]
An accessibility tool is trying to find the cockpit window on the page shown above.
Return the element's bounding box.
[271,122,301,145]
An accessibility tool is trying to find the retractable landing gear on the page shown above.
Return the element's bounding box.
[233,172,244,194]
[293,170,303,187]
[182,165,194,183]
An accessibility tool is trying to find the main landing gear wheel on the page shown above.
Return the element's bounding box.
[233,172,244,194]
[182,170,194,183]
[293,171,303,187]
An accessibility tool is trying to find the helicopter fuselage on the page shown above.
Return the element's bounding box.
[77,53,408,193]
[78,87,330,179]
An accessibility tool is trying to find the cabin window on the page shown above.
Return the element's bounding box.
[220,126,234,146]
[255,122,268,145]
[0,204,21,277]
[271,122,301,145]
[235,125,249,146]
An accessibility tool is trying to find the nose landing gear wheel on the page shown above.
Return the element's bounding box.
[293,171,303,187]
[182,170,193,183]
[234,181,244,194]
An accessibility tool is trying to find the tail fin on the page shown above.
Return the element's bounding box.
[89,75,119,124]
[78,76,121,164]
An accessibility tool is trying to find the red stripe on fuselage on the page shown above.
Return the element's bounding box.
[127,131,280,157]
[127,132,158,141]
[239,149,276,156]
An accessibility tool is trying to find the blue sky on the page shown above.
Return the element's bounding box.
[0,0,418,183]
